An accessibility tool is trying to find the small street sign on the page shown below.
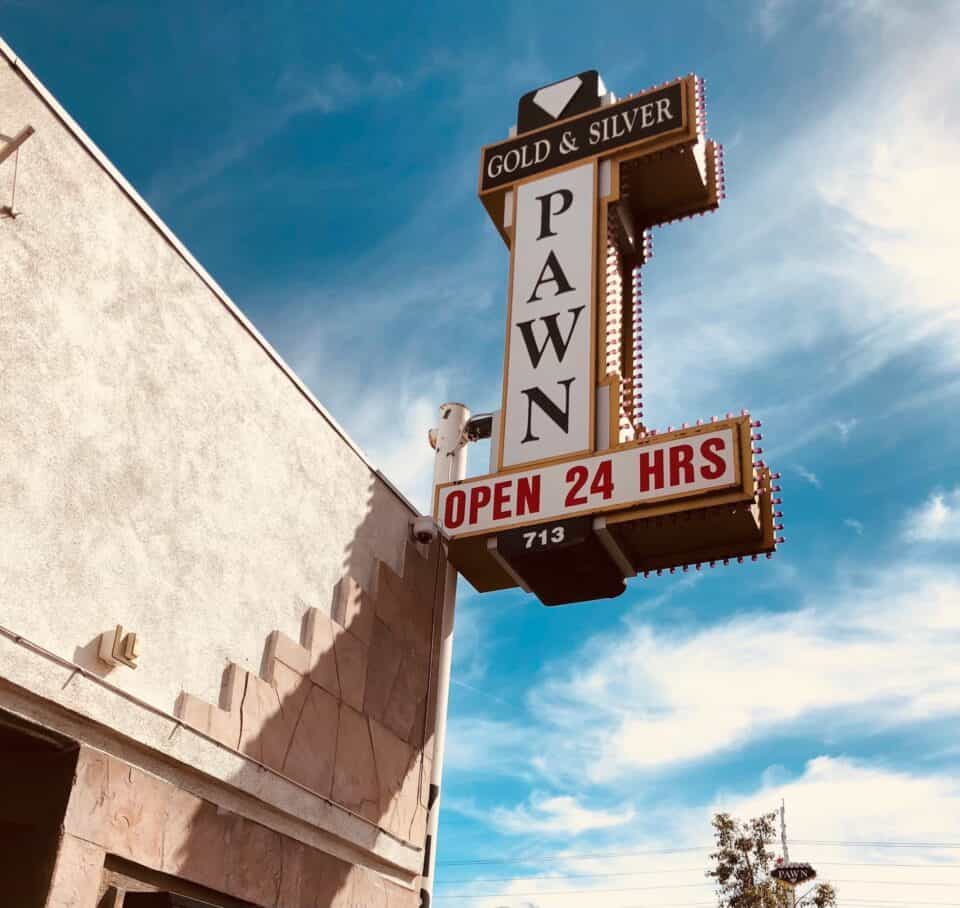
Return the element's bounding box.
[773,862,818,886]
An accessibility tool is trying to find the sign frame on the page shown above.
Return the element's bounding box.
[435,416,755,540]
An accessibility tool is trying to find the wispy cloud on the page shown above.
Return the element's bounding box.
[643,3,960,445]
[794,464,822,488]
[444,715,537,777]
[341,382,448,514]
[752,0,795,38]
[844,518,864,534]
[520,563,960,783]
[903,488,960,543]
[146,59,446,208]
[834,418,858,442]
[490,794,635,837]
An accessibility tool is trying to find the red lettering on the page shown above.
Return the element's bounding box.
[492,480,512,520]
[669,444,694,486]
[468,486,492,525]
[444,490,466,529]
[517,475,541,516]
[700,436,727,480]
[639,449,664,492]
[565,465,589,506]
[589,460,614,499]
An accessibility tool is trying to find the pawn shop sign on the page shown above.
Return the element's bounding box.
[435,70,784,606]
[772,863,817,887]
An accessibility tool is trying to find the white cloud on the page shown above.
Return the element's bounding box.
[490,794,635,837]
[441,757,960,908]
[904,488,960,543]
[754,0,955,41]
[345,384,447,514]
[527,565,960,783]
[451,590,497,688]
[642,3,960,439]
[444,716,536,777]
[753,0,795,38]
[724,756,960,859]
[834,418,858,442]
[844,518,864,534]
[794,464,822,488]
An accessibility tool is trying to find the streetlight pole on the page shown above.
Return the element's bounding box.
[420,402,470,908]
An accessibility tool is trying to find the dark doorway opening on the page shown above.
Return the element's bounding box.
[124,894,229,907]
[0,709,79,907]
[102,856,261,908]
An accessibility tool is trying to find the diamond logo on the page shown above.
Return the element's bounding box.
[532,76,583,121]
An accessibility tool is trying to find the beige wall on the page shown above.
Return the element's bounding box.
[0,43,416,712]
[0,38,441,901]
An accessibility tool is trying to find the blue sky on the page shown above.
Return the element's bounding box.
[5,1,960,905]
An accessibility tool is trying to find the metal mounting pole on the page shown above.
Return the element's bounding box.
[420,402,469,908]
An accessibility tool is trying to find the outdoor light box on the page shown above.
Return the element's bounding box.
[434,71,781,606]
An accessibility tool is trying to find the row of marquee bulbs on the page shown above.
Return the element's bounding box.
[636,412,784,579]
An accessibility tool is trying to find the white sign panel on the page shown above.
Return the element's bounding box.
[500,162,596,469]
[439,427,738,538]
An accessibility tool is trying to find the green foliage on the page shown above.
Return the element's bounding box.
[706,812,837,908]
[806,882,837,908]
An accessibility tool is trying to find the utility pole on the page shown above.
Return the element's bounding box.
[780,799,790,862]
[780,800,795,908]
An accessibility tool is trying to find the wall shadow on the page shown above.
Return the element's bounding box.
[162,473,443,907]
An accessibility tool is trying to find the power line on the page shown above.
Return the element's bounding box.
[437,861,960,885]
[435,883,712,899]
[831,879,959,886]
[438,867,706,884]
[435,878,960,900]
[438,839,960,867]
[795,839,960,849]
[439,845,711,866]
[841,901,960,907]
[435,897,960,908]
[437,860,960,885]
[818,861,960,868]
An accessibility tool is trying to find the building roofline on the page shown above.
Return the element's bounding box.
[0,35,422,517]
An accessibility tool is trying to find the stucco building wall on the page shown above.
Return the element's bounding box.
[0,37,442,906]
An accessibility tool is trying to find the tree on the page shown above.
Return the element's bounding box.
[706,812,837,908]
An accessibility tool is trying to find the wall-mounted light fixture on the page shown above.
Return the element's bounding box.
[98,624,141,669]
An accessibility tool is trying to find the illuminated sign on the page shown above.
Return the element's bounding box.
[440,423,739,537]
[436,69,781,605]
